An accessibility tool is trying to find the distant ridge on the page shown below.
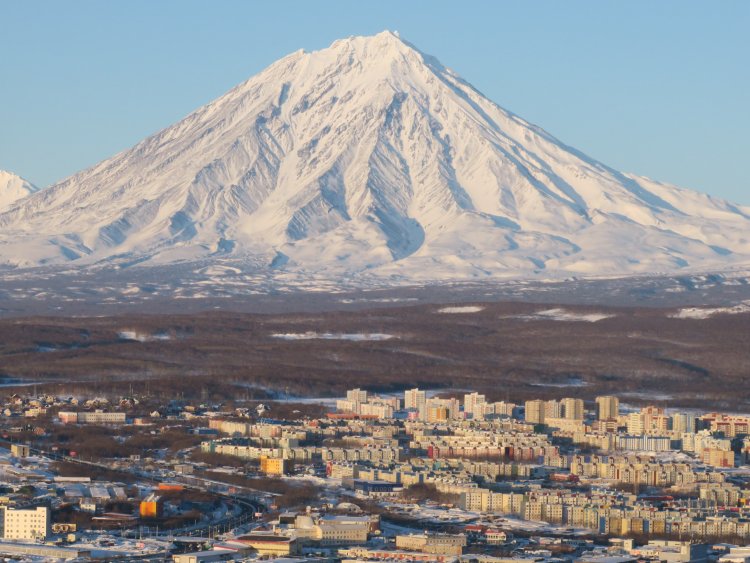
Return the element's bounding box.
[0,170,38,212]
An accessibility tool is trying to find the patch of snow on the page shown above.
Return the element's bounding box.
[670,301,750,319]
[529,377,588,388]
[339,297,419,304]
[271,332,395,341]
[514,308,613,322]
[437,305,484,314]
[118,331,171,342]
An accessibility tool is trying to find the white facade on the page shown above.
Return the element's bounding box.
[404,389,426,415]
[2,506,51,540]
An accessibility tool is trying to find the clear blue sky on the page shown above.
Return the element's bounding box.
[2,0,748,203]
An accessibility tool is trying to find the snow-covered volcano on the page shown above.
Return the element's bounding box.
[1,31,748,280]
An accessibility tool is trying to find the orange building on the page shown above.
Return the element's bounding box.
[139,494,163,518]
[157,483,185,492]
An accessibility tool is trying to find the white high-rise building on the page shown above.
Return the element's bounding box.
[671,413,697,434]
[545,400,563,419]
[627,412,645,435]
[346,388,368,405]
[463,392,486,418]
[404,388,427,413]
[2,506,50,540]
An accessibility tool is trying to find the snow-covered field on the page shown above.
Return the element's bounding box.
[118,330,171,342]
[529,377,588,388]
[670,301,750,319]
[271,332,395,341]
[513,308,613,322]
[437,305,484,314]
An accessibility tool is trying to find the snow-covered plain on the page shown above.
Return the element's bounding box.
[1,31,749,285]
[437,305,485,313]
[670,301,750,319]
[271,332,395,341]
[118,330,171,342]
[513,308,614,322]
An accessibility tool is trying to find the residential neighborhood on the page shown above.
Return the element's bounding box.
[1,386,750,561]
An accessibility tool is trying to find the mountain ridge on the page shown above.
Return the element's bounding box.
[0,170,38,213]
[1,30,748,280]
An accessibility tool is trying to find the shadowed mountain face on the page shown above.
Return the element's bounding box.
[1,31,748,282]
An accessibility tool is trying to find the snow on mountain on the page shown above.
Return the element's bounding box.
[1,30,748,280]
[0,170,38,212]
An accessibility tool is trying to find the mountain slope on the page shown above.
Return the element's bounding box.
[0,170,38,212]
[1,31,748,279]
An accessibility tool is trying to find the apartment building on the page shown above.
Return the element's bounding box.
[703,448,735,468]
[463,392,486,418]
[2,506,51,540]
[596,396,619,420]
[404,388,426,413]
[260,455,292,475]
[396,533,466,556]
[346,388,368,405]
[562,398,584,420]
[58,410,127,424]
[525,400,545,424]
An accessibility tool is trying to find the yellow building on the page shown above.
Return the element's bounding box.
[260,456,291,475]
[236,533,298,556]
[396,533,466,556]
[525,400,545,424]
[426,406,449,423]
[596,396,619,420]
[561,398,584,420]
[703,448,735,468]
[10,444,30,458]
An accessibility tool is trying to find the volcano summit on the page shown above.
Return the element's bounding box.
[2,31,748,284]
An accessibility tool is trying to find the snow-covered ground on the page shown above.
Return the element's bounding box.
[529,377,588,388]
[271,332,395,341]
[670,300,750,319]
[512,308,613,322]
[118,330,171,342]
[437,305,485,314]
[339,297,419,304]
